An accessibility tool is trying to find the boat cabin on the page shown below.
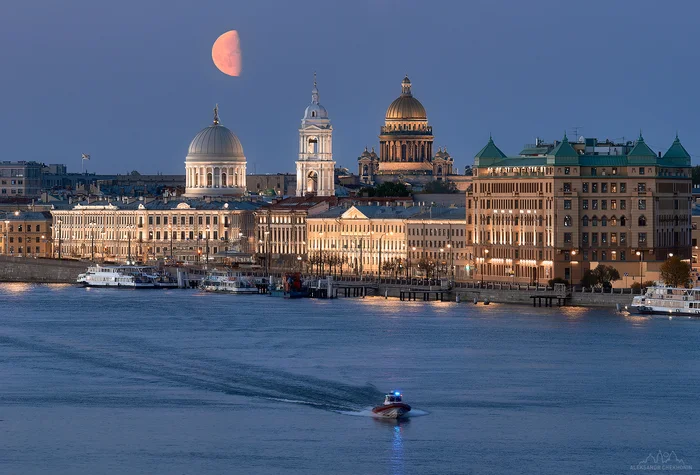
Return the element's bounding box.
[384,392,403,404]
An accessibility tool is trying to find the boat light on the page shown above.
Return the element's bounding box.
[394,391,401,396]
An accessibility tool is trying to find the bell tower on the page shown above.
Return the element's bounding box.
[296,73,335,197]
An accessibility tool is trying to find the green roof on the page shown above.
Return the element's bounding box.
[519,147,550,155]
[663,134,691,161]
[578,156,628,167]
[475,136,507,160]
[549,134,578,158]
[627,133,656,158]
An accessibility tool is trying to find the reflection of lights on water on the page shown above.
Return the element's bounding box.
[2,283,33,294]
[391,423,404,475]
[560,306,587,320]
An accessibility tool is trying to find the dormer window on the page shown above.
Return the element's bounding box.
[311,111,316,117]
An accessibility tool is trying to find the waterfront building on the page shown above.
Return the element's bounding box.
[0,161,43,198]
[405,207,468,281]
[358,76,453,185]
[296,75,335,197]
[0,211,53,257]
[184,105,247,198]
[254,196,337,270]
[468,134,693,285]
[247,173,296,197]
[306,205,421,276]
[50,198,261,263]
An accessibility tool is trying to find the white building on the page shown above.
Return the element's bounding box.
[296,74,335,197]
[184,105,247,198]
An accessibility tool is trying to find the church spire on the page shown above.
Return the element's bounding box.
[311,72,319,104]
[213,104,220,125]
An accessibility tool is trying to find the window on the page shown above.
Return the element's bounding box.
[582,232,589,244]
[639,167,645,175]
[602,200,607,210]
[620,182,627,193]
[602,251,607,261]
[601,216,607,227]
[564,251,571,262]
[592,250,598,261]
[611,200,617,210]
[563,182,572,192]
[620,200,626,210]
[639,232,647,243]
[637,183,646,192]
[564,200,572,210]
[582,200,589,210]
[601,233,607,244]
[602,183,608,193]
[148,217,153,225]
[638,199,646,210]
[611,233,617,244]
[564,215,572,227]
[592,216,598,226]
[610,216,617,226]
[591,167,597,176]
[564,232,572,243]
[198,216,203,225]
[582,216,589,226]
[583,183,589,193]
[592,183,598,193]
[638,216,646,226]
[592,233,598,244]
[612,167,618,176]
[592,200,598,210]
[156,217,161,225]
[564,167,570,175]
[620,216,626,226]
[163,217,168,225]
[620,250,626,261]
[611,183,617,193]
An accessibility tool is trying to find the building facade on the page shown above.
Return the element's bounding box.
[0,161,43,198]
[51,198,261,263]
[0,211,53,257]
[184,105,247,198]
[406,207,468,281]
[306,205,420,276]
[296,75,335,197]
[468,134,693,285]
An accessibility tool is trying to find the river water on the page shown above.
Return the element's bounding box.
[0,284,698,474]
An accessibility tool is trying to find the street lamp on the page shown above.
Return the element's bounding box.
[668,252,674,258]
[447,243,454,281]
[89,222,96,261]
[205,226,211,268]
[636,250,643,282]
[439,248,445,279]
[3,220,9,256]
[264,230,270,275]
[41,235,46,258]
[56,219,62,259]
[168,224,173,261]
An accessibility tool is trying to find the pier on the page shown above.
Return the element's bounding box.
[399,289,448,302]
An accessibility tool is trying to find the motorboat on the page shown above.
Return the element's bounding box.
[628,285,700,316]
[372,391,411,419]
[76,265,156,288]
[199,270,259,294]
[269,273,309,298]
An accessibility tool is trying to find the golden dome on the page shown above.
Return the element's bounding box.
[385,76,427,121]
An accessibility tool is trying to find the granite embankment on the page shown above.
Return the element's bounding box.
[0,256,88,283]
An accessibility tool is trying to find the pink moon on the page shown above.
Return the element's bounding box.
[212,30,242,77]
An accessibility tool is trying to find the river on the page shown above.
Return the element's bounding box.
[0,284,698,474]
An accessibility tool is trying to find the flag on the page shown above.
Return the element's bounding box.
[81,154,90,160]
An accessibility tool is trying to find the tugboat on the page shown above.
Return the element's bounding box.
[372,391,411,419]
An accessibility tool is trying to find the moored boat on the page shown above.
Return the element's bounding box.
[77,265,157,288]
[200,270,259,294]
[372,391,411,419]
[628,285,700,316]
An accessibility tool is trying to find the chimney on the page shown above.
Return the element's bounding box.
[658,151,661,158]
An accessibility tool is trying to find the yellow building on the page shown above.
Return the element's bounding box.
[469,134,693,285]
[0,211,53,257]
[51,198,260,263]
[306,205,420,276]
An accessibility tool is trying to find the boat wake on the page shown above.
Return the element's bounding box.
[338,407,429,418]
[0,334,383,413]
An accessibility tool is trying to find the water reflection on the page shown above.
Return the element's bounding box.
[374,418,410,475]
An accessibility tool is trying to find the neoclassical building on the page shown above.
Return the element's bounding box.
[359,76,453,184]
[296,74,335,197]
[184,105,247,197]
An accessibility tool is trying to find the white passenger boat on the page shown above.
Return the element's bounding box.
[77,265,157,288]
[199,270,259,294]
[628,285,700,316]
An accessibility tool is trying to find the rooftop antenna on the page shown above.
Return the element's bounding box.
[571,126,583,142]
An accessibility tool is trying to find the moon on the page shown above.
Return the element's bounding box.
[212,30,242,77]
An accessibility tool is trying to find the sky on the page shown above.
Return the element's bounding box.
[1,0,698,175]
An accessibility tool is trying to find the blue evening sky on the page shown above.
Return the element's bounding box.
[1,0,697,175]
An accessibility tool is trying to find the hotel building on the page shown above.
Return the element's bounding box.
[468,134,692,284]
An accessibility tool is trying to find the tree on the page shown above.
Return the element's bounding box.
[660,256,691,288]
[422,180,458,194]
[359,182,411,197]
[417,258,436,278]
[580,269,597,288]
[592,264,620,287]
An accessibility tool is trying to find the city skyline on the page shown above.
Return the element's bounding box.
[2,0,698,175]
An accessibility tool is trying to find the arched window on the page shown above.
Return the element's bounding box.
[538,216,543,226]
[638,216,646,227]
[564,215,572,227]
[592,216,598,227]
[194,173,199,186]
[601,216,607,227]
[610,216,617,226]
[207,172,213,187]
[582,215,589,226]
[221,172,227,187]
[362,164,369,176]
[620,216,626,226]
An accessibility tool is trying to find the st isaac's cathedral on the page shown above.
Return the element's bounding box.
[358,76,454,185]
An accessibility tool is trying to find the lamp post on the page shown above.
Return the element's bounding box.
[483,249,489,285]
[89,222,96,261]
[41,235,46,258]
[196,232,201,264]
[169,225,173,261]
[56,219,62,259]
[410,246,416,279]
[264,230,270,275]
[636,250,643,282]
[205,226,210,268]
[439,248,445,280]
[447,243,454,281]
[3,220,9,256]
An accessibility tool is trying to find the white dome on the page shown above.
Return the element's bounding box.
[303,102,328,120]
[187,124,244,160]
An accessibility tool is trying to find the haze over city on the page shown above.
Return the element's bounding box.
[1,0,698,175]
